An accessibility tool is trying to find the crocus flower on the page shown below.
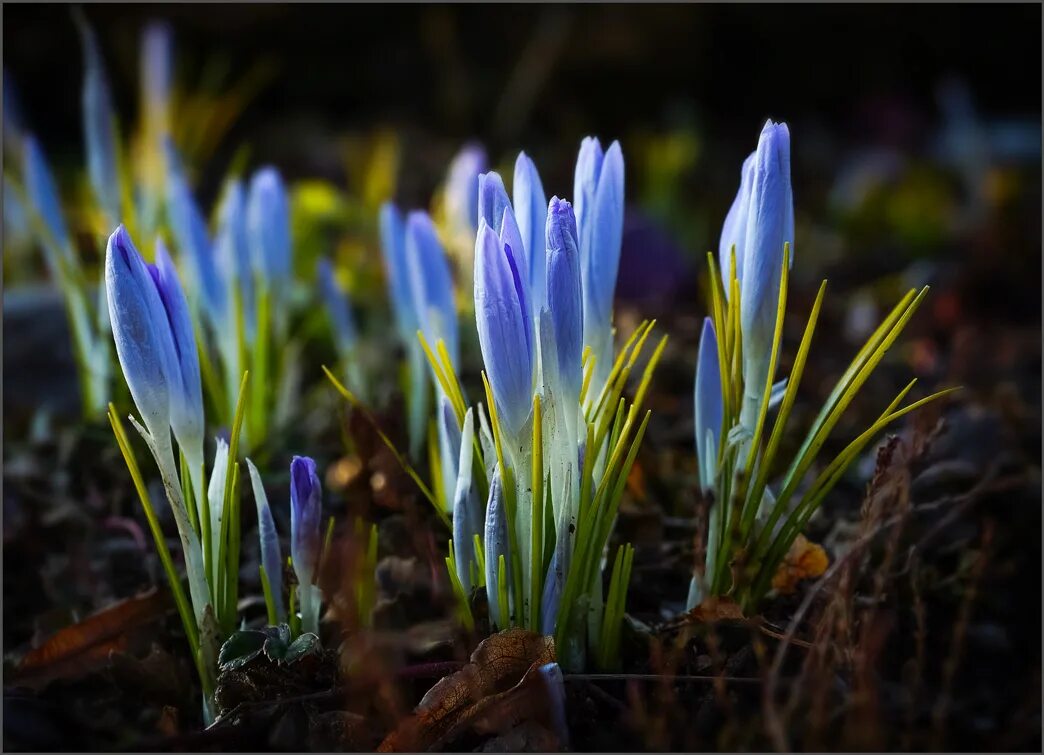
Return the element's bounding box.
[478,172,528,307]
[483,467,509,628]
[513,152,548,312]
[166,148,226,325]
[247,458,284,621]
[693,317,723,494]
[215,179,255,339]
[736,121,794,428]
[290,455,323,582]
[718,152,756,290]
[544,197,584,403]
[150,238,206,497]
[378,201,416,340]
[246,167,292,288]
[444,143,486,237]
[317,257,358,357]
[452,409,483,594]
[77,17,120,228]
[573,138,624,388]
[474,220,534,440]
[22,136,70,262]
[105,225,180,444]
[405,210,459,367]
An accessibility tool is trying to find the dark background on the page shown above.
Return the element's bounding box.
[5,4,1041,193]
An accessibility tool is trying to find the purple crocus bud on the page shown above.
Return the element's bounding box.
[290,455,323,583]
[474,221,534,440]
[544,197,584,402]
[478,171,528,301]
[216,179,255,339]
[444,143,486,235]
[247,458,284,621]
[437,395,462,511]
[573,138,624,389]
[105,225,178,443]
[149,238,205,490]
[718,152,756,291]
[77,16,121,227]
[246,167,292,287]
[483,466,509,629]
[536,662,570,748]
[693,317,723,494]
[452,408,483,595]
[405,210,459,367]
[513,152,547,311]
[739,120,794,428]
[378,201,417,341]
[22,136,70,260]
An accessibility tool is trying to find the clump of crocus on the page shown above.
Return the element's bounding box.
[399,138,661,671]
[689,121,955,612]
[105,225,255,721]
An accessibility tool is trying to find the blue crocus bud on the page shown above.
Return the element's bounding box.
[693,317,723,494]
[483,466,509,628]
[573,138,624,386]
[474,221,534,440]
[452,408,483,595]
[438,396,462,511]
[718,152,756,292]
[165,149,226,325]
[290,455,323,584]
[536,662,570,749]
[77,17,121,228]
[378,201,416,340]
[444,143,486,236]
[141,22,172,132]
[317,257,358,356]
[738,121,794,428]
[513,152,547,312]
[544,197,584,402]
[149,238,206,496]
[247,458,284,621]
[22,136,70,261]
[478,172,528,301]
[405,210,459,368]
[216,179,255,339]
[246,167,292,288]
[105,225,178,443]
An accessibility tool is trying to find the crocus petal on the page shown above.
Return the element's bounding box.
[478,172,512,237]
[452,408,483,595]
[693,317,723,494]
[445,143,486,235]
[317,257,358,355]
[405,210,459,367]
[719,152,756,293]
[573,136,604,243]
[474,222,534,439]
[105,225,177,441]
[740,120,794,405]
[247,458,284,621]
[246,167,292,286]
[378,201,416,339]
[22,136,69,257]
[483,466,509,629]
[150,238,204,471]
[544,197,584,401]
[585,140,625,326]
[78,17,121,227]
[537,662,570,749]
[290,455,323,582]
[513,151,547,309]
[438,395,462,511]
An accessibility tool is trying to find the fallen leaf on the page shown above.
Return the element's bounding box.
[378,629,555,752]
[14,589,170,688]
[771,535,829,595]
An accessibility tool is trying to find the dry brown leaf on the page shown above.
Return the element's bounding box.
[14,589,170,687]
[378,629,555,752]
[771,534,829,595]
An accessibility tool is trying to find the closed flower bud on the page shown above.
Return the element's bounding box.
[406,210,459,367]
[544,197,584,402]
[317,257,358,356]
[247,458,284,621]
[378,201,417,341]
[290,455,323,584]
[77,17,120,227]
[246,166,292,287]
[452,408,483,595]
[444,143,486,236]
[22,136,70,261]
[693,317,723,494]
[513,152,548,311]
[483,466,509,629]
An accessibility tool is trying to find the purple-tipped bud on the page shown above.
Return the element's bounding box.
[452,409,483,595]
[513,152,548,311]
[247,458,284,621]
[544,197,584,401]
[483,466,509,629]
[406,211,459,368]
[694,317,723,493]
[474,222,534,440]
[246,167,292,286]
[105,225,179,442]
[445,143,486,235]
[290,455,323,583]
[478,171,528,299]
